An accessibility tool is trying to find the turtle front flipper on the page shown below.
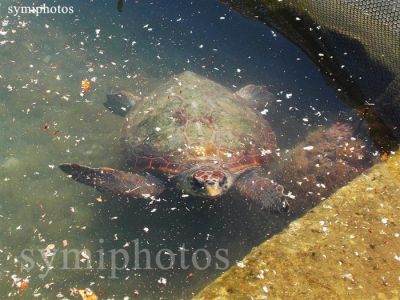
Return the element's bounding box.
[234,170,289,213]
[59,163,165,198]
[104,91,142,117]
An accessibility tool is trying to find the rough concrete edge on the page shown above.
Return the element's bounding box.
[194,150,400,299]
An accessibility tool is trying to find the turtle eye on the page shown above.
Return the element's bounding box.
[191,176,204,188]
[219,176,227,186]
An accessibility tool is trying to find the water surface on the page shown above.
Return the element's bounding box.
[0,0,379,298]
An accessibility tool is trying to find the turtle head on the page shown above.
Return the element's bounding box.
[178,165,234,198]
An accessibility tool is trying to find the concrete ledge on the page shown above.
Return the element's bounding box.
[195,151,400,299]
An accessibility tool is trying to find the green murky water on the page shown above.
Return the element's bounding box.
[0,0,386,299]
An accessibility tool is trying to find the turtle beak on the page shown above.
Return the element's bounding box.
[205,183,221,197]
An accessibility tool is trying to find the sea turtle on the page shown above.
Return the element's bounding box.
[60,71,371,213]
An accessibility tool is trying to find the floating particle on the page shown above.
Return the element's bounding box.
[303,145,314,151]
[143,227,149,233]
[81,79,91,94]
[70,288,98,300]
[343,273,353,281]
[81,249,90,260]
[19,280,29,295]
[46,244,55,250]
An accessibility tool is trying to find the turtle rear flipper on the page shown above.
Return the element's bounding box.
[60,163,165,198]
[104,91,142,117]
[235,84,276,111]
[234,170,289,213]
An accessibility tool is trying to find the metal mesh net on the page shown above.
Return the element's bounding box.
[223,0,400,149]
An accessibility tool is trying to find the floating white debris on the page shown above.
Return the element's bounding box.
[158,277,167,285]
[143,227,149,233]
[303,145,314,151]
[381,218,388,224]
[343,273,353,280]
[236,261,245,268]
[199,44,204,49]
[285,93,292,99]
[46,244,55,250]
[395,255,400,262]
[81,249,90,260]
[155,127,161,132]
